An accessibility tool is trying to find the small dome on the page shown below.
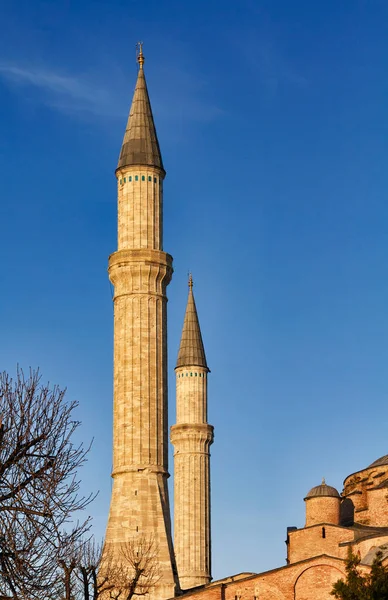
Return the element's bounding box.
[305,478,340,500]
[368,455,388,468]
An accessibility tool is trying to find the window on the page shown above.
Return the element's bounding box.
[148,176,152,181]
[135,175,139,181]
[129,176,132,182]
[120,179,122,185]
[124,177,126,183]
[154,177,157,183]
[322,527,326,538]
[142,175,145,181]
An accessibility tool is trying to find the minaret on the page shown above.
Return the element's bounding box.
[171,276,214,589]
[104,45,178,599]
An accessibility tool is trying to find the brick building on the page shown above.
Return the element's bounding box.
[174,457,388,600]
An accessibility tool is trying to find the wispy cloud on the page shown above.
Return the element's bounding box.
[0,63,123,118]
[0,61,225,126]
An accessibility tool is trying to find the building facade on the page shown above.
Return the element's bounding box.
[176,458,388,600]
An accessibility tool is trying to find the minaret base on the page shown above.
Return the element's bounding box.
[104,470,178,600]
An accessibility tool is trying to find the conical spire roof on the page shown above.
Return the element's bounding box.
[117,46,164,172]
[176,276,208,370]
[305,478,340,500]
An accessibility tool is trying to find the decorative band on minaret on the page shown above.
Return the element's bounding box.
[103,45,178,599]
[171,276,214,589]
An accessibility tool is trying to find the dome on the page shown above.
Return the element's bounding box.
[368,455,388,468]
[305,478,340,500]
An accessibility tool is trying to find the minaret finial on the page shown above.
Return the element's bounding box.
[188,273,193,290]
[137,41,145,69]
[322,477,326,485]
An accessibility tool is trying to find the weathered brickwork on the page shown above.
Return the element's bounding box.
[288,524,352,564]
[293,563,347,600]
[305,496,340,527]
[177,464,387,600]
[343,463,388,527]
[171,557,352,600]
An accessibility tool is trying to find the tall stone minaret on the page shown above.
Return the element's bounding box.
[171,276,214,590]
[104,45,178,599]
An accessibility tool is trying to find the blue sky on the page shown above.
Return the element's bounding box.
[1,0,388,580]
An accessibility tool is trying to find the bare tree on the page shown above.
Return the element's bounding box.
[102,537,160,600]
[75,538,118,600]
[0,368,94,599]
[56,536,160,600]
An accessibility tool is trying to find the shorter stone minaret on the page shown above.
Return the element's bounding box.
[171,276,214,590]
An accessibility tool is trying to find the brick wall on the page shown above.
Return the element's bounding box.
[305,497,340,527]
[175,556,349,600]
[343,464,388,527]
[288,525,353,563]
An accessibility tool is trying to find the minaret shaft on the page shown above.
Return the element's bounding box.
[171,283,213,589]
[118,167,163,251]
[109,242,171,472]
[103,54,177,600]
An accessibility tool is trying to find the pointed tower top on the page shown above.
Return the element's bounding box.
[117,44,164,172]
[176,277,209,371]
[137,41,145,68]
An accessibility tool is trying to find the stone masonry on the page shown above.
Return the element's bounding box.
[103,47,178,600]
[171,277,214,589]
